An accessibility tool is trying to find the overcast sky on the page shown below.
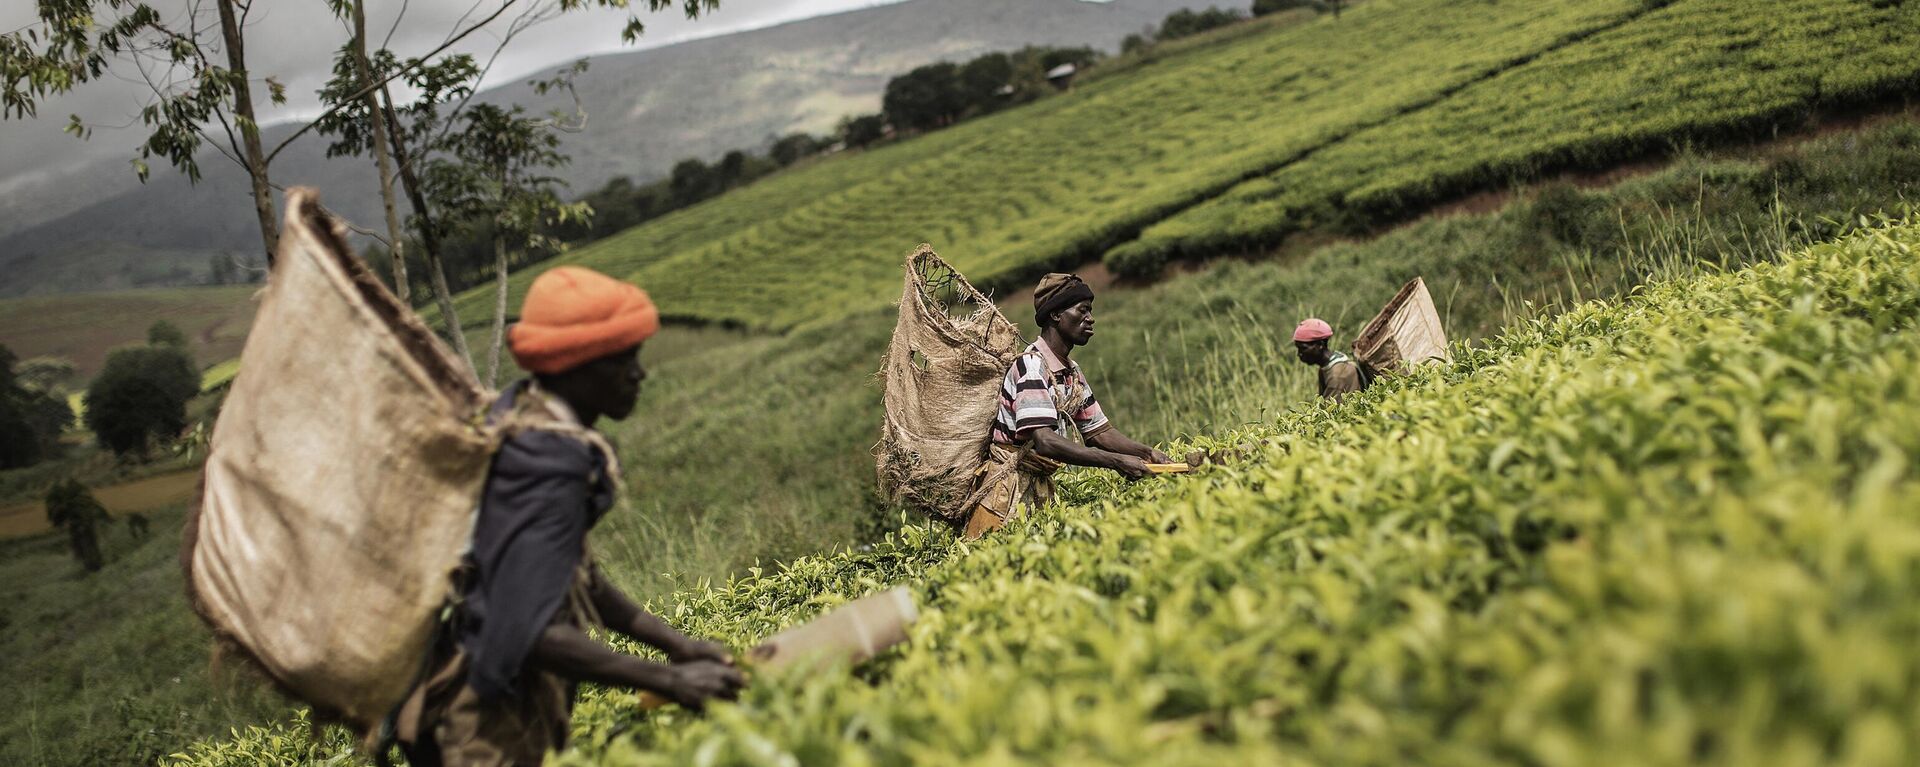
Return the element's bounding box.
[0,0,919,185]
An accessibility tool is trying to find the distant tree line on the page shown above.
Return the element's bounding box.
[1251,0,1345,19]
[370,131,828,301]
[360,43,1107,302]
[872,46,1100,136]
[1122,7,1250,55]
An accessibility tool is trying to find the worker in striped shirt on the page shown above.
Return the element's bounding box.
[962,273,1171,539]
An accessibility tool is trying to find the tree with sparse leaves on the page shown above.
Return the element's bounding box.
[2,0,720,291]
[423,86,590,385]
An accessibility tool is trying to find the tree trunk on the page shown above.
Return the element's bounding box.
[487,236,510,387]
[349,1,409,302]
[216,0,279,266]
[380,91,473,370]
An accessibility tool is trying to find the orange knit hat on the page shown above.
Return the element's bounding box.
[509,266,659,374]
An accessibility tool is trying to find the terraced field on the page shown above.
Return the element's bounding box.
[443,0,1660,330]
[172,213,1920,767]
[1111,0,1920,272]
[437,0,1920,333]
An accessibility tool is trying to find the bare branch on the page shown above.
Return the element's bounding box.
[262,0,525,167]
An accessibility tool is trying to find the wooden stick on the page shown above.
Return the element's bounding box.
[1145,463,1194,474]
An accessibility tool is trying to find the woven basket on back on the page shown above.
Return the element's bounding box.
[1353,276,1452,374]
[876,245,1022,520]
[185,189,496,740]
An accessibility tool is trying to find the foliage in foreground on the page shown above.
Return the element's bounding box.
[172,216,1920,766]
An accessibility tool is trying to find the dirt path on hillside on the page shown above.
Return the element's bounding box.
[0,469,199,539]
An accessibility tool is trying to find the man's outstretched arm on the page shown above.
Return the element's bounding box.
[1088,428,1172,465]
[1027,428,1150,478]
[588,567,733,663]
[528,624,743,711]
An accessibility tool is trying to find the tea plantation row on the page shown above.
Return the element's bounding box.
[440,0,1658,330]
[1109,0,1920,275]
[435,0,1920,333]
[173,215,1920,765]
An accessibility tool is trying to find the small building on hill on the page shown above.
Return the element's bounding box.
[1045,63,1078,91]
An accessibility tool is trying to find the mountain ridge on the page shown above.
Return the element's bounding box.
[0,0,1201,298]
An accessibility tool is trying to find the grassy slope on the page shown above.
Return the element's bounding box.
[575,118,1920,604]
[1112,0,1920,271]
[436,0,1920,333]
[48,86,1920,767]
[440,0,1655,330]
[0,286,256,381]
[172,194,1920,767]
[585,213,1920,766]
[0,508,294,767]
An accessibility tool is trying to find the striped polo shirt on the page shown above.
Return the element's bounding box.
[991,339,1111,445]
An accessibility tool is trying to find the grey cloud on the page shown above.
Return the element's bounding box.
[0,0,895,183]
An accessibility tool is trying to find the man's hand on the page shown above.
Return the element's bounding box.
[668,637,734,665]
[666,659,747,712]
[1110,454,1150,479]
[1146,447,1173,465]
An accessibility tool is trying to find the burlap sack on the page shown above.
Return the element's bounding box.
[185,189,495,734]
[876,245,1022,520]
[1353,277,1452,374]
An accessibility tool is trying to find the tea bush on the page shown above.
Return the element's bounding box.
[172,216,1920,766]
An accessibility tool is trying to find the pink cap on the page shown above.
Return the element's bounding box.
[1293,318,1333,342]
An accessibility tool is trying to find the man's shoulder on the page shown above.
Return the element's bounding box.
[1009,346,1048,375]
[494,428,600,480]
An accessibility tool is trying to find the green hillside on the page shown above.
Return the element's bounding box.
[435,0,1920,332]
[442,0,1653,329]
[171,209,1920,766]
[1111,0,1920,272]
[34,0,1920,762]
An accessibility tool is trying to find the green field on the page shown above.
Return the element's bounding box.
[541,118,1920,607]
[592,213,1920,766]
[169,203,1920,767]
[0,285,256,382]
[430,0,1920,333]
[440,0,1661,330]
[1110,0,1920,273]
[0,508,294,767]
[166,115,1920,764]
[15,1,1920,763]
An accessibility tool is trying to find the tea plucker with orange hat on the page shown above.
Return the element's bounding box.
[397,267,743,767]
[963,273,1172,539]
